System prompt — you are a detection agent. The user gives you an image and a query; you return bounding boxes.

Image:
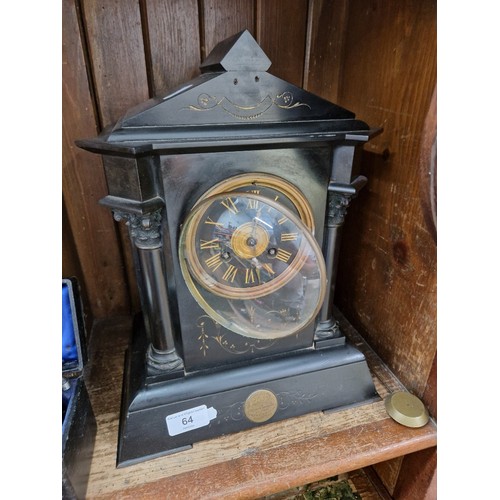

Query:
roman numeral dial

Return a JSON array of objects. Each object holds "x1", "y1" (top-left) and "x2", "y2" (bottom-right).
[
  {"x1": 179, "y1": 180, "x2": 327, "y2": 340},
  {"x1": 182, "y1": 191, "x2": 318, "y2": 300}
]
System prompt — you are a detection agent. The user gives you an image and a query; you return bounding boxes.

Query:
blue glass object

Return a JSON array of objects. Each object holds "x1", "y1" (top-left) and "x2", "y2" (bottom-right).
[{"x1": 62, "y1": 282, "x2": 78, "y2": 362}]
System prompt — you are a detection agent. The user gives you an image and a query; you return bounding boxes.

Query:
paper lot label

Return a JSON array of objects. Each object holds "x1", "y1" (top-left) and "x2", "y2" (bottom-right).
[{"x1": 166, "y1": 405, "x2": 217, "y2": 436}]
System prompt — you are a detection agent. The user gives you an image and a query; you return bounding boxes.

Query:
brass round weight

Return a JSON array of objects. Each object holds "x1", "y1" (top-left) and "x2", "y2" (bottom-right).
[
  {"x1": 244, "y1": 389, "x2": 278, "y2": 423},
  {"x1": 384, "y1": 391, "x2": 429, "y2": 428}
]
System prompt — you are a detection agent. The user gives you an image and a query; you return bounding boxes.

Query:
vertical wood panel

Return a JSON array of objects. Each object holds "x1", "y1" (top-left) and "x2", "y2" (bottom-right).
[
  {"x1": 331, "y1": 1, "x2": 437, "y2": 493},
  {"x1": 62, "y1": 196, "x2": 83, "y2": 282},
  {"x1": 256, "y1": 0, "x2": 308, "y2": 86},
  {"x1": 201, "y1": 0, "x2": 255, "y2": 59},
  {"x1": 303, "y1": 0, "x2": 348, "y2": 102},
  {"x1": 392, "y1": 353, "x2": 436, "y2": 498},
  {"x1": 371, "y1": 457, "x2": 402, "y2": 496},
  {"x1": 144, "y1": 0, "x2": 201, "y2": 94},
  {"x1": 81, "y1": 0, "x2": 150, "y2": 127},
  {"x1": 81, "y1": 0, "x2": 153, "y2": 312},
  {"x1": 63, "y1": 195, "x2": 93, "y2": 337},
  {"x1": 62, "y1": 0, "x2": 130, "y2": 319},
  {"x1": 423, "y1": 352, "x2": 437, "y2": 420},
  {"x1": 335, "y1": 0, "x2": 437, "y2": 396},
  {"x1": 393, "y1": 447, "x2": 437, "y2": 499}
]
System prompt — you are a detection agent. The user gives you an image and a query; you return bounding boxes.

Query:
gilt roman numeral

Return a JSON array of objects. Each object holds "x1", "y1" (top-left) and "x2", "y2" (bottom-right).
[
  {"x1": 205, "y1": 253, "x2": 223, "y2": 271},
  {"x1": 245, "y1": 268, "x2": 256, "y2": 284},
  {"x1": 261, "y1": 263, "x2": 275, "y2": 275},
  {"x1": 200, "y1": 238, "x2": 220, "y2": 249},
  {"x1": 280, "y1": 232, "x2": 298, "y2": 242},
  {"x1": 266, "y1": 196, "x2": 280, "y2": 213},
  {"x1": 275, "y1": 248, "x2": 292, "y2": 263},
  {"x1": 222, "y1": 264, "x2": 238, "y2": 282},
  {"x1": 221, "y1": 197, "x2": 239, "y2": 214},
  {"x1": 246, "y1": 197, "x2": 261, "y2": 210},
  {"x1": 204, "y1": 217, "x2": 223, "y2": 226}
]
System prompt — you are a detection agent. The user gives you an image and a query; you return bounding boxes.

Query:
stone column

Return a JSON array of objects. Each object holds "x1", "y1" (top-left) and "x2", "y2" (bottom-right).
[
  {"x1": 316, "y1": 177, "x2": 366, "y2": 340},
  {"x1": 114, "y1": 209, "x2": 184, "y2": 372}
]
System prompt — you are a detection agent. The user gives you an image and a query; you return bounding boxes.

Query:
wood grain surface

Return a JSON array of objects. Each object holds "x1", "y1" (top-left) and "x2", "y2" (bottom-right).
[
  {"x1": 330, "y1": 2, "x2": 437, "y2": 492},
  {"x1": 62, "y1": 0, "x2": 130, "y2": 319},
  {"x1": 81, "y1": 0, "x2": 150, "y2": 127},
  {"x1": 256, "y1": 0, "x2": 309, "y2": 87},
  {"x1": 303, "y1": 0, "x2": 348, "y2": 102},
  {"x1": 393, "y1": 446, "x2": 437, "y2": 500},
  {"x1": 201, "y1": 0, "x2": 256, "y2": 59},
  {"x1": 144, "y1": 0, "x2": 201, "y2": 95},
  {"x1": 334, "y1": 0, "x2": 437, "y2": 398},
  {"x1": 81, "y1": 0, "x2": 154, "y2": 313},
  {"x1": 83, "y1": 310, "x2": 436, "y2": 499}
]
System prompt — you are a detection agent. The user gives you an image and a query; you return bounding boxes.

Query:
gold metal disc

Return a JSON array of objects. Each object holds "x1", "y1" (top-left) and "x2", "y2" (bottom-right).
[
  {"x1": 384, "y1": 391, "x2": 429, "y2": 428},
  {"x1": 231, "y1": 222, "x2": 269, "y2": 259},
  {"x1": 244, "y1": 389, "x2": 278, "y2": 423}
]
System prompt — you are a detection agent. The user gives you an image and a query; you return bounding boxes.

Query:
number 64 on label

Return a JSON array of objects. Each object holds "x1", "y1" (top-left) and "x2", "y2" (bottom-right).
[{"x1": 166, "y1": 405, "x2": 218, "y2": 436}]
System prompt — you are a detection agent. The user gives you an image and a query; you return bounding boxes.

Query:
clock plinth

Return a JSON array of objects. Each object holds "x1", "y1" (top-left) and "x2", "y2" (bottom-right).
[
  {"x1": 77, "y1": 30, "x2": 382, "y2": 466},
  {"x1": 117, "y1": 318, "x2": 377, "y2": 467}
]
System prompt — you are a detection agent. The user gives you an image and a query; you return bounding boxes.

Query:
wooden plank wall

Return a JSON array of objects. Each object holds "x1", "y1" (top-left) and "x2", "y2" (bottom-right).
[{"x1": 62, "y1": 0, "x2": 436, "y2": 495}]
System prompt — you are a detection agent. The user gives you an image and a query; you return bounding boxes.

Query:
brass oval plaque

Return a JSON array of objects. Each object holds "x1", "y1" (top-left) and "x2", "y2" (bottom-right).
[{"x1": 244, "y1": 389, "x2": 278, "y2": 423}]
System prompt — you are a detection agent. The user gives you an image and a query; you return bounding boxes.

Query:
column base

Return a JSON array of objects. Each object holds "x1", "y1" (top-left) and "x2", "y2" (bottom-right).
[
  {"x1": 315, "y1": 318, "x2": 342, "y2": 339},
  {"x1": 146, "y1": 344, "x2": 184, "y2": 372}
]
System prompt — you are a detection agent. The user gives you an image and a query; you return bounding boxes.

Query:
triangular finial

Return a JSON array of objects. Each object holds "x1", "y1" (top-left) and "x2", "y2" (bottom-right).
[{"x1": 200, "y1": 30, "x2": 271, "y2": 72}]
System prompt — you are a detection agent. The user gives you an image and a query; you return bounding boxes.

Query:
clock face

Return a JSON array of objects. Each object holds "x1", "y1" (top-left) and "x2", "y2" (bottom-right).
[{"x1": 179, "y1": 189, "x2": 327, "y2": 340}]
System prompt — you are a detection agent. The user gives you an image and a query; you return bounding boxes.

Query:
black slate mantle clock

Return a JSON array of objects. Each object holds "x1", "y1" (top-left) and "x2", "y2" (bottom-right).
[{"x1": 77, "y1": 30, "x2": 381, "y2": 467}]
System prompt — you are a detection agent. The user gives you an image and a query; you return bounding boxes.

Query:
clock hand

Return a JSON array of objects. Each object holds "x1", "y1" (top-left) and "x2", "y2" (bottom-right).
[{"x1": 250, "y1": 215, "x2": 259, "y2": 257}]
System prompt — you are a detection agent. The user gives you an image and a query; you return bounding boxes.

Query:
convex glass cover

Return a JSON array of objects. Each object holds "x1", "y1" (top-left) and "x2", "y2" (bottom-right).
[{"x1": 180, "y1": 191, "x2": 327, "y2": 339}]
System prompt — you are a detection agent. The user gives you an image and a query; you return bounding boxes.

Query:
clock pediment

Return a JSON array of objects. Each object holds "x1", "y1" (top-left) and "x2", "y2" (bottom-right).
[
  {"x1": 77, "y1": 31, "x2": 378, "y2": 153},
  {"x1": 115, "y1": 69, "x2": 355, "y2": 128}
]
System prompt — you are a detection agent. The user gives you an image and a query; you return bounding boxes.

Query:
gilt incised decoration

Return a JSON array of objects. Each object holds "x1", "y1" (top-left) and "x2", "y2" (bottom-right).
[{"x1": 184, "y1": 91, "x2": 311, "y2": 120}]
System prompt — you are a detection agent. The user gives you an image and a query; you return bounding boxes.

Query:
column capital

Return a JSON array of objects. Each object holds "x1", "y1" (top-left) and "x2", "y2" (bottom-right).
[
  {"x1": 326, "y1": 176, "x2": 367, "y2": 227},
  {"x1": 113, "y1": 209, "x2": 163, "y2": 248},
  {"x1": 326, "y1": 191, "x2": 354, "y2": 227}
]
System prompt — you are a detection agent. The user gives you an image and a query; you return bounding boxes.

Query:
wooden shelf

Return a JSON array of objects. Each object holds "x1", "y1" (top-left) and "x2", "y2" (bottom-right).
[{"x1": 83, "y1": 309, "x2": 436, "y2": 499}]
